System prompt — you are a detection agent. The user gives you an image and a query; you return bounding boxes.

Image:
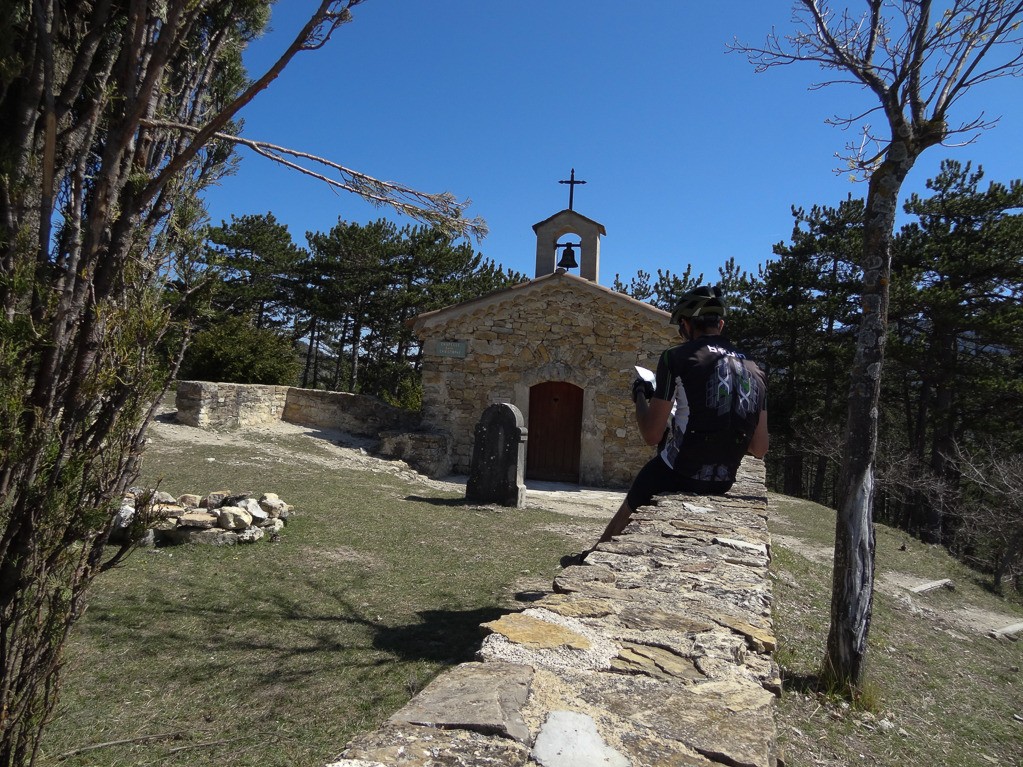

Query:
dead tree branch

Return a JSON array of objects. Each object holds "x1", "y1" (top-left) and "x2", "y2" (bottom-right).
[{"x1": 139, "y1": 119, "x2": 487, "y2": 241}]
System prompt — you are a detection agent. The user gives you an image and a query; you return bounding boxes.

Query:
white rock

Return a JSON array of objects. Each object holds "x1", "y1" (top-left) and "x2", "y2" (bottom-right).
[
  {"x1": 113, "y1": 504, "x2": 135, "y2": 528},
  {"x1": 237, "y1": 527, "x2": 265, "y2": 544},
  {"x1": 249, "y1": 507, "x2": 269, "y2": 524},
  {"x1": 218, "y1": 506, "x2": 253, "y2": 530},
  {"x1": 237, "y1": 497, "x2": 262, "y2": 515},
  {"x1": 258, "y1": 496, "x2": 287, "y2": 517},
  {"x1": 531, "y1": 710, "x2": 629, "y2": 767}
]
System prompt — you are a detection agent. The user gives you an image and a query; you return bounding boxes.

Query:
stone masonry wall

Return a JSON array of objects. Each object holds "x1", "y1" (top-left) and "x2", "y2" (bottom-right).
[
  {"x1": 328, "y1": 459, "x2": 778, "y2": 767},
  {"x1": 283, "y1": 387, "x2": 419, "y2": 437},
  {"x1": 175, "y1": 382, "x2": 418, "y2": 437},
  {"x1": 175, "y1": 381, "x2": 289, "y2": 429},
  {"x1": 416, "y1": 275, "x2": 679, "y2": 487}
]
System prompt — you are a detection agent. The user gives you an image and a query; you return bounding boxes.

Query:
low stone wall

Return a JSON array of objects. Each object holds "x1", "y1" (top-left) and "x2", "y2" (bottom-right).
[
  {"x1": 175, "y1": 381, "x2": 289, "y2": 429},
  {"x1": 377, "y1": 430, "x2": 453, "y2": 480},
  {"x1": 283, "y1": 387, "x2": 419, "y2": 437},
  {"x1": 328, "y1": 460, "x2": 779, "y2": 767},
  {"x1": 175, "y1": 382, "x2": 419, "y2": 437}
]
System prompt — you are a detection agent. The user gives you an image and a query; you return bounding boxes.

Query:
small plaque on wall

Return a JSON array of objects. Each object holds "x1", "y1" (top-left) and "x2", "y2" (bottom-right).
[{"x1": 435, "y1": 340, "x2": 468, "y2": 358}]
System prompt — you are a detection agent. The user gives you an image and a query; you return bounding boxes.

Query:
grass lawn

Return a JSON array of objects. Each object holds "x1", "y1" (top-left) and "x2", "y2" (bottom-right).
[
  {"x1": 43, "y1": 430, "x2": 589, "y2": 767},
  {"x1": 769, "y1": 494, "x2": 1023, "y2": 767},
  {"x1": 39, "y1": 424, "x2": 1023, "y2": 767}
]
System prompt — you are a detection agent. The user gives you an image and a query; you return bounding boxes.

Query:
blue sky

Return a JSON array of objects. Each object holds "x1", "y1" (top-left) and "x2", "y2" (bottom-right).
[{"x1": 202, "y1": 2, "x2": 1023, "y2": 287}]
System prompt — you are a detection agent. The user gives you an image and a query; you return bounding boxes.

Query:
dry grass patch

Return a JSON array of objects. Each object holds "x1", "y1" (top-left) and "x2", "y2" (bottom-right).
[
  {"x1": 42, "y1": 426, "x2": 578, "y2": 767},
  {"x1": 769, "y1": 493, "x2": 1023, "y2": 767}
]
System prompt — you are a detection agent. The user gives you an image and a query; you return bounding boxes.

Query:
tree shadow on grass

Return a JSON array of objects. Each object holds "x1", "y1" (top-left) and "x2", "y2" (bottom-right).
[
  {"x1": 403, "y1": 495, "x2": 511, "y2": 513},
  {"x1": 779, "y1": 668, "x2": 824, "y2": 695},
  {"x1": 268, "y1": 590, "x2": 511, "y2": 670},
  {"x1": 252, "y1": 583, "x2": 511, "y2": 667},
  {"x1": 371, "y1": 606, "x2": 508, "y2": 665},
  {"x1": 80, "y1": 560, "x2": 534, "y2": 718}
]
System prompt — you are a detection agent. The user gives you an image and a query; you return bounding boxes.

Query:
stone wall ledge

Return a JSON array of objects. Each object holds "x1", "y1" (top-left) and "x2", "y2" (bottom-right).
[{"x1": 328, "y1": 459, "x2": 779, "y2": 767}]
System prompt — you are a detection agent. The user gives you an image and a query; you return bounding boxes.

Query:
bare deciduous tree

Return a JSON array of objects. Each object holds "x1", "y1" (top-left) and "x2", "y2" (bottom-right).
[
  {"x1": 949, "y1": 443, "x2": 1023, "y2": 590},
  {"x1": 734, "y1": 0, "x2": 1023, "y2": 692},
  {"x1": 0, "y1": 3, "x2": 481, "y2": 765}
]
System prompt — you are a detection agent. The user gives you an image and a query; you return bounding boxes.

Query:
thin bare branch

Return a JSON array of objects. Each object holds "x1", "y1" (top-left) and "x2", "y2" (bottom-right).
[
  {"x1": 56, "y1": 732, "x2": 188, "y2": 761},
  {"x1": 139, "y1": 119, "x2": 487, "y2": 241},
  {"x1": 940, "y1": 0, "x2": 1023, "y2": 111},
  {"x1": 731, "y1": 0, "x2": 1023, "y2": 171},
  {"x1": 139, "y1": 1, "x2": 360, "y2": 208}
]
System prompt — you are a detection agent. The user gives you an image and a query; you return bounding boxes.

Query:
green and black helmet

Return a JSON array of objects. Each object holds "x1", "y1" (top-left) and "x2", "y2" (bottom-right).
[{"x1": 669, "y1": 285, "x2": 727, "y2": 325}]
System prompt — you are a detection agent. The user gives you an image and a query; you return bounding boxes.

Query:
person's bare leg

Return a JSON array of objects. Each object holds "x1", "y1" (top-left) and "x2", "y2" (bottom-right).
[{"x1": 597, "y1": 500, "x2": 635, "y2": 544}]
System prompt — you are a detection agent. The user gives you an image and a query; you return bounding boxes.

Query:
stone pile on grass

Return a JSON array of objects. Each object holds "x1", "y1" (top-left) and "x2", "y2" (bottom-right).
[{"x1": 115, "y1": 490, "x2": 293, "y2": 546}]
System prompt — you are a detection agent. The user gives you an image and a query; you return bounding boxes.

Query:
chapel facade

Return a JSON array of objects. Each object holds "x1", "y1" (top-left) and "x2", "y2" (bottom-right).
[{"x1": 411, "y1": 207, "x2": 679, "y2": 487}]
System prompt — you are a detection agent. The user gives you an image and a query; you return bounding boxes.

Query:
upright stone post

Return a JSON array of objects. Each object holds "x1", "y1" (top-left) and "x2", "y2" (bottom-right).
[{"x1": 465, "y1": 403, "x2": 528, "y2": 508}]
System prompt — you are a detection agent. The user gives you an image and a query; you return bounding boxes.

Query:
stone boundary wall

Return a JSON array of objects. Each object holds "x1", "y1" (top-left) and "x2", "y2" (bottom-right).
[
  {"x1": 329, "y1": 460, "x2": 779, "y2": 767},
  {"x1": 175, "y1": 381, "x2": 420, "y2": 437},
  {"x1": 282, "y1": 386, "x2": 420, "y2": 436},
  {"x1": 175, "y1": 381, "x2": 290, "y2": 429}
]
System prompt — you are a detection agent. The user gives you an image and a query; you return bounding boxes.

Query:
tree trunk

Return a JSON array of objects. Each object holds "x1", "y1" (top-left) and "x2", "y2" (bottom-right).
[
  {"x1": 811, "y1": 454, "x2": 830, "y2": 504},
  {"x1": 302, "y1": 317, "x2": 318, "y2": 388},
  {"x1": 348, "y1": 320, "x2": 362, "y2": 392},
  {"x1": 925, "y1": 335, "x2": 957, "y2": 543},
  {"x1": 784, "y1": 450, "x2": 805, "y2": 496},
  {"x1": 824, "y1": 150, "x2": 914, "y2": 690}
]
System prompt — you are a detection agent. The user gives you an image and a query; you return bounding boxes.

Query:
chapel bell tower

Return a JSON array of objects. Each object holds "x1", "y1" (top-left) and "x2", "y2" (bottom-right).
[{"x1": 532, "y1": 169, "x2": 605, "y2": 283}]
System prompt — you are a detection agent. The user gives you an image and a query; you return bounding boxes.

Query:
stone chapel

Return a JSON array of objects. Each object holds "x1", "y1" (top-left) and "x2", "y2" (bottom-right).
[{"x1": 411, "y1": 205, "x2": 680, "y2": 487}]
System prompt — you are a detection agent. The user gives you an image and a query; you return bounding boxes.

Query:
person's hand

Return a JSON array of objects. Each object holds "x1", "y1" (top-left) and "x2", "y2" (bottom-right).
[{"x1": 632, "y1": 378, "x2": 654, "y2": 403}]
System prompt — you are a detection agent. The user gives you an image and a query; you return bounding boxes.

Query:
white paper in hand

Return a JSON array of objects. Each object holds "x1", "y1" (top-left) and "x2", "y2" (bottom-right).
[
  {"x1": 634, "y1": 365, "x2": 655, "y2": 384},
  {"x1": 634, "y1": 365, "x2": 678, "y2": 421}
]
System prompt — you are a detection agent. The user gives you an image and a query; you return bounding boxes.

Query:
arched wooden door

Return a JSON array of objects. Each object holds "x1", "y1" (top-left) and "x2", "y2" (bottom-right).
[{"x1": 526, "y1": 381, "x2": 583, "y2": 482}]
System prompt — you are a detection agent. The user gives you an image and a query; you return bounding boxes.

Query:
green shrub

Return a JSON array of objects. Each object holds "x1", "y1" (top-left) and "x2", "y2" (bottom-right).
[{"x1": 179, "y1": 315, "x2": 300, "y2": 385}]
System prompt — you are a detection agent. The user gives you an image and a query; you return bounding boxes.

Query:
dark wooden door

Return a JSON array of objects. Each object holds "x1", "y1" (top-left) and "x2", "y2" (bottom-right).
[{"x1": 526, "y1": 381, "x2": 583, "y2": 482}]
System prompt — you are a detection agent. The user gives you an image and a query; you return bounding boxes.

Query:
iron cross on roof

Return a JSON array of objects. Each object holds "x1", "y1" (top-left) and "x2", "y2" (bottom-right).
[{"x1": 558, "y1": 168, "x2": 587, "y2": 211}]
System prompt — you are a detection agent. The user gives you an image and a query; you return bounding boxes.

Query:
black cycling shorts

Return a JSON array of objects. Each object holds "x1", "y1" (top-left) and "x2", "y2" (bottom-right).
[{"x1": 625, "y1": 455, "x2": 733, "y2": 511}]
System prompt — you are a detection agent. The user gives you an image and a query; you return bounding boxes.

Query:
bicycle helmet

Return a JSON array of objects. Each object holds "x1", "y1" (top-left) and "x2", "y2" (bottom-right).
[{"x1": 669, "y1": 285, "x2": 727, "y2": 325}]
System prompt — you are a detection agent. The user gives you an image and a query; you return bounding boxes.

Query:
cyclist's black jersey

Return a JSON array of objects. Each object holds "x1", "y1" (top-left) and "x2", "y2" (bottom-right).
[{"x1": 653, "y1": 335, "x2": 767, "y2": 484}]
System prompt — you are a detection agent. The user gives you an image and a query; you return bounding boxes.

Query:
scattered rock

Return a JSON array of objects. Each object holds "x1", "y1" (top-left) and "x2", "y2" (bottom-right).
[
  {"x1": 218, "y1": 506, "x2": 253, "y2": 530},
  {"x1": 177, "y1": 493, "x2": 202, "y2": 508},
  {"x1": 201, "y1": 490, "x2": 231, "y2": 509},
  {"x1": 177, "y1": 512, "x2": 218, "y2": 529},
  {"x1": 111, "y1": 488, "x2": 293, "y2": 546}
]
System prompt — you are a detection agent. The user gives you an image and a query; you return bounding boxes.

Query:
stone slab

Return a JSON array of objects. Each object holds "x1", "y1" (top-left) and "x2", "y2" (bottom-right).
[
  {"x1": 388, "y1": 662, "x2": 532, "y2": 744},
  {"x1": 535, "y1": 594, "x2": 617, "y2": 619},
  {"x1": 339, "y1": 723, "x2": 530, "y2": 766},
  {"x1": 585, "y1": 677, "x2": 777, "y2": 767},
  {"x1": 909, "y1": 578, "x2": 953, "y2": 593},
  {"x1": 482, "y1": 613, "x2": 592, "y2": 650}
]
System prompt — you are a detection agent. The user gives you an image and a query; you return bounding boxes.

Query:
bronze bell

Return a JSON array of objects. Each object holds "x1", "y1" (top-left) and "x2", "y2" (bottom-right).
[{"x1": 557, "y1": 242, "x2": 579, "y2": 269}]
